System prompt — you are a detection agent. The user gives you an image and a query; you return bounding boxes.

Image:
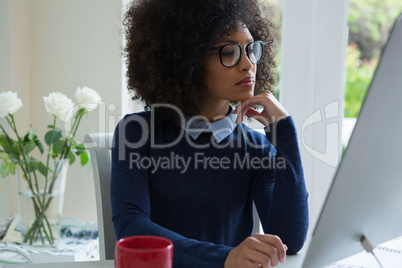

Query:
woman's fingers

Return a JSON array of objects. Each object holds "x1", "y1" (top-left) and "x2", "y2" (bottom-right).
[
  {"x1": 252, "y1": 234, "x2": 287, "y2": 264},
  {"x1": 245, "y1": 246, "x2": 273, "y2": 267},
  {"x1": 233, "y1": 95, "x2": 266, "y2": 124},
  {"x1": 247, "y1": 238, "x2": 279, "y2": 266},
  {"x1": 233, "y1": 91, "x2": 289, "y2": 125},
  {"x1": 244, "y1": 107, "x2": 269, "y2": 125},
  {"x1": 224, "y1": 234, "x2": 288, "y2": 268}
]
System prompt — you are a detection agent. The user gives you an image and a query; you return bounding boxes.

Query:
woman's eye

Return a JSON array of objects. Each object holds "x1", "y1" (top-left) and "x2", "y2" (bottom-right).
[
  {"x1": 222, "y1": 51, "x2": 235, "y2": 57},
  {"x1": 221, "y1": 46, "x2": 237, "y2": 57}
]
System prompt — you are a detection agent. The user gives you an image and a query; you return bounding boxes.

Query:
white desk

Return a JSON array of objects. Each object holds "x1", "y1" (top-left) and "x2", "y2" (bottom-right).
[
  {"x1": 1, "y1": 255, "x2": 305, "y2": 268},
  {"x1": 4, "y1": 237, "x2": 402, "y2": 268},
  {"x1": 1, "y1": 260, "x2": 114, "y2": 268},
  {"x1": 278, "y1": 253, "x2": 305, "y2": 267},
  {"x1": 5, "y1": 252, "x2": 402, "y2": 268}
]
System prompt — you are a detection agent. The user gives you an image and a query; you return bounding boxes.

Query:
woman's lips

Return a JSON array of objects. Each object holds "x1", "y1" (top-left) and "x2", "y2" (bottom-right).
[{"x1": 236, "y1": 77, "x2": 254, "y2": 86}]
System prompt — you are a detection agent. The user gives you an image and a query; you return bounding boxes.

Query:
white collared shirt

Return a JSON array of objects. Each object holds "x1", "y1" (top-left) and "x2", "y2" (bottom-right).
[{"x1": 180, "y1": 107, "x2": 238, "y2": 143}]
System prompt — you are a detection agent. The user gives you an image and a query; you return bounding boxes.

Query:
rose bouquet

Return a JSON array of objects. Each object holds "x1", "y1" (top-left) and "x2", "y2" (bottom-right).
[{"x1": 0, "y1": 87, "x2": 101, "y2": 247}]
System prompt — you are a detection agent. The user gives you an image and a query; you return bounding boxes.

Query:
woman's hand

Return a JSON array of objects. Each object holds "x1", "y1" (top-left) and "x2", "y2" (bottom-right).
[
  {"x1": 224, "y1": 233, "x2": 287, "y2": 268},
  {"x1": 233, "y1": 91, "x2": 289, "y2": 126}
]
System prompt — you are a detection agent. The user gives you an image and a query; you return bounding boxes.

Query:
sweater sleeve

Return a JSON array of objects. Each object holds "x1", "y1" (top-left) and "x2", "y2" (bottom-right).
[
  {"x1": 110, "y1": 114, "x2": 232, "y2": 268},
  {"x1": 252, "y1": 116, "x2": 309, "y2": 254}
]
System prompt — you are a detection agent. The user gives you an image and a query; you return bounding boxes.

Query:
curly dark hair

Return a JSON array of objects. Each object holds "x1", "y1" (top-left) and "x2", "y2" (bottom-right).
[{"x1": 123, "y1": 0, "x2": 277, "y2": 120}]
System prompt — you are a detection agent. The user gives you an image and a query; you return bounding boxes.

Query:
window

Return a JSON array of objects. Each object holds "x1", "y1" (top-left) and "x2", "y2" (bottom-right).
[{"x1": 342, "y1": 0, "x2": 402, "y2": 149}]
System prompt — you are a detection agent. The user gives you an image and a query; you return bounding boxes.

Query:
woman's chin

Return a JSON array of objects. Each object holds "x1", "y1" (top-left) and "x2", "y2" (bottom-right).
[{"x1": 231, "y1": 93, "x2": 254, "y2": 102}]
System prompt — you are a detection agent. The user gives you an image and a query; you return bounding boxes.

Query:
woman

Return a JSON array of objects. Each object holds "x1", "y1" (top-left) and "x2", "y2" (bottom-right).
[{"x1": 111, "y1": 0, "x2": 309, "y2": 267}]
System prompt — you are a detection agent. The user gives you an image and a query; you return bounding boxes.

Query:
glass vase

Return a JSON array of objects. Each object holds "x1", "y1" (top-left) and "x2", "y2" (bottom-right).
[{"x1": 16, "y1": 159, "x2": 69, "y2": 250}]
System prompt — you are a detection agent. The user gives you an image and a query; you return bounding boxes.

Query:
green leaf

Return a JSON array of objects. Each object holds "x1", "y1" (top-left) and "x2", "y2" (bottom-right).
[
  {"x1": 2, "y1": 143, "x2": 20, "y2": 156},
  {"x1": 0, "y1": 134, "x2": 6, "y2": 141},
  {"x1": 80, "y1": 152, "x2": 89, "y2": 166},
  {"x1": 9, "y1": 161, "x2": 15, "y2": 175},
  {"x1": 29, "y1": 160, "x2": 39, "y2": 171},
  {"x1": 1, "y1": 161, "x2": 10, "y2": 178},
  {"x1": 68, "y1": 151, "x2": 76, "y2": 165},
  {"x1": 38, "y1": 162, "x2": 47, "y2": 177},
  {"x1": 23, "y1": 141, "x2": 36, "y2": 154},
  {"x1": 8, "y1": 153, "x2": 19, "y2": 163},
  {"x1": 23, "y1": 133, "x2": 30, "y2": 143},
  {"x1": 70, "y1": 138, "x2": 78, "y2": 147},
  {"x1": 52, "y1": 143, "x2": 63, "y2": 155},
  {"x1": 0, "y1": 151, "x2": 9, "y2": 160},
  {"x1": 44, "y1": 130, "x2": 62, "y2": 145},
  {"x1": 74, "y1": 143, "x2": 86, "y2": 155},
  {"x1": 35, "y1": 139, "x2": 44, "y2": 154},
  {"x1": 28, "y1": 125, "x2": 35, "y2": 140},
  {"x1": 47, "y1": 125, "x2": 56, "y2": 129}
]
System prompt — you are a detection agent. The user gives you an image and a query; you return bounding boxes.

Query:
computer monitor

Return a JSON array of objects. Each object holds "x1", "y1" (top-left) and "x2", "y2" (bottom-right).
[{"x1": 302, "y1": 13, "x2": 402, "y2": 267}]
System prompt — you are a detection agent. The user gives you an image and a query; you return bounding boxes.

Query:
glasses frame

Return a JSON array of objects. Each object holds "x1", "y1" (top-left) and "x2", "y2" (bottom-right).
[{"x1": 210, "y1": 40, "x2": 265, "y2": 68}]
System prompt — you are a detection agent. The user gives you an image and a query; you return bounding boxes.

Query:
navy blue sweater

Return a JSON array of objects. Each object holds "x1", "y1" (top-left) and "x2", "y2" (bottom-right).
[{"x1": 111, "y1": 111, "x2": 309, "y2": 268}]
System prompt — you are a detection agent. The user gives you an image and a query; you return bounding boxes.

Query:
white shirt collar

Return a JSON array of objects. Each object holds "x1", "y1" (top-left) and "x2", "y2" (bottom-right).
[{"x1": 180, "y1": 107, "x2": 238, "y2": 143}]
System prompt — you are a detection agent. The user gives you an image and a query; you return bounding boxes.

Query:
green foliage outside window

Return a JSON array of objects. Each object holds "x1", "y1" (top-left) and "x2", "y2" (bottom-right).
[
  {"x1": 345, "y1": 0, "x2": 402, "y2": 118},
  {"x1": 344, "y1": 44, "x2": 377, "y2": 118},
  {"x1": 261, "y1": 0, "x2": 402, "y2": 116}
]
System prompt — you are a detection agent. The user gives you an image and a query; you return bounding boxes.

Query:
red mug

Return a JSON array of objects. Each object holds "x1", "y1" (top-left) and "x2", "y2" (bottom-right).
[{"x1": 114, "y1": 235, "x2": 174, "y2": 268}]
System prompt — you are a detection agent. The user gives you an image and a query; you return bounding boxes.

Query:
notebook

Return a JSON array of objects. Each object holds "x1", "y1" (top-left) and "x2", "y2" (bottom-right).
[{"x1": 325, "y1": 237, "x2": 402, "y2": 268}]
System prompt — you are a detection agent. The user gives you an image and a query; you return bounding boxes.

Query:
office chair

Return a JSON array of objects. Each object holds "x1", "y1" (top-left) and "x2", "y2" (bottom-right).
[{"x1": 84, "y1": 133, "x2": 115, "y2": 260}]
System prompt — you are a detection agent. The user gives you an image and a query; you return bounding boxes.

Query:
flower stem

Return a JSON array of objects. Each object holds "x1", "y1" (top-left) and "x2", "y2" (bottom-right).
[
  {"x1": 43, "y1": 116, "x2": 57, "y2": 204},
  {"x1": 0, "y1": 123, "x2": 14, "y2": 147},
  {"x1": 5, "y1": 115, "x2": 57, "y2": 246},
  {"x1": 61, "y1": 109, "x2": 85, "y2": 160}
]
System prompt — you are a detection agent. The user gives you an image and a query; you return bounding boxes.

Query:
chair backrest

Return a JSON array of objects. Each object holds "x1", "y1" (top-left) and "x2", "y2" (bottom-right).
[{"x1": 84, "y1": 133, "x2": 115, "y2": 260}]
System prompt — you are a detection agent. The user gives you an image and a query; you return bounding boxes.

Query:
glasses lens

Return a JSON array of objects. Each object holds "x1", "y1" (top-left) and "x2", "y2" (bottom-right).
[
  {"x1": 221, "y1": 44, "x2": 241, "y2": 67},
  {"x1": 247, "y1": 41, "x2": 264, "y2": 64}
]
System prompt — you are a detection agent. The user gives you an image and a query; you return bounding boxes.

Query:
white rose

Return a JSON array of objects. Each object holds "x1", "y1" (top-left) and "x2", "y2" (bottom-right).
[
  {"x1": 75, "y1": 86, "x2": 102, "y2": 111},
  {"x1": 43, "y1": 92, "x2": 75, "y2": 121},
  {"x1": 0, "y1": 91, "x2": 23, "y2": 117}
]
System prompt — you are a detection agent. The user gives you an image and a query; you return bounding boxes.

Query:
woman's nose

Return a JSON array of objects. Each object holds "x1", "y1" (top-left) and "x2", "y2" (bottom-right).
[{"x1": 237, "y1": 48, "x2": 254, "y2": 71}]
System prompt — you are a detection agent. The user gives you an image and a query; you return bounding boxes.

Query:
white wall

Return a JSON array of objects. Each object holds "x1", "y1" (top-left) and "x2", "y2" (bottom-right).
[
  {"x1": 0, "y1": 0, "x2": 13, "y2": 218},
  {"x1": 0, "y1": 0, "x2": 124, "y2": 222},
  {"x1": 280, "y1": 0, "x2": 348, "y2": 227},
  {"x1": 0, "y1": 0, "x2": 32, "y2": 218}
]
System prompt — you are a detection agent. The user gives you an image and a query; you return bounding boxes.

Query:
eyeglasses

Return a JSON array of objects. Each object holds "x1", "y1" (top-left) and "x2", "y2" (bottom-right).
[{"x1": 210, "y1": 41, "x2": 265, "y2": 67}]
